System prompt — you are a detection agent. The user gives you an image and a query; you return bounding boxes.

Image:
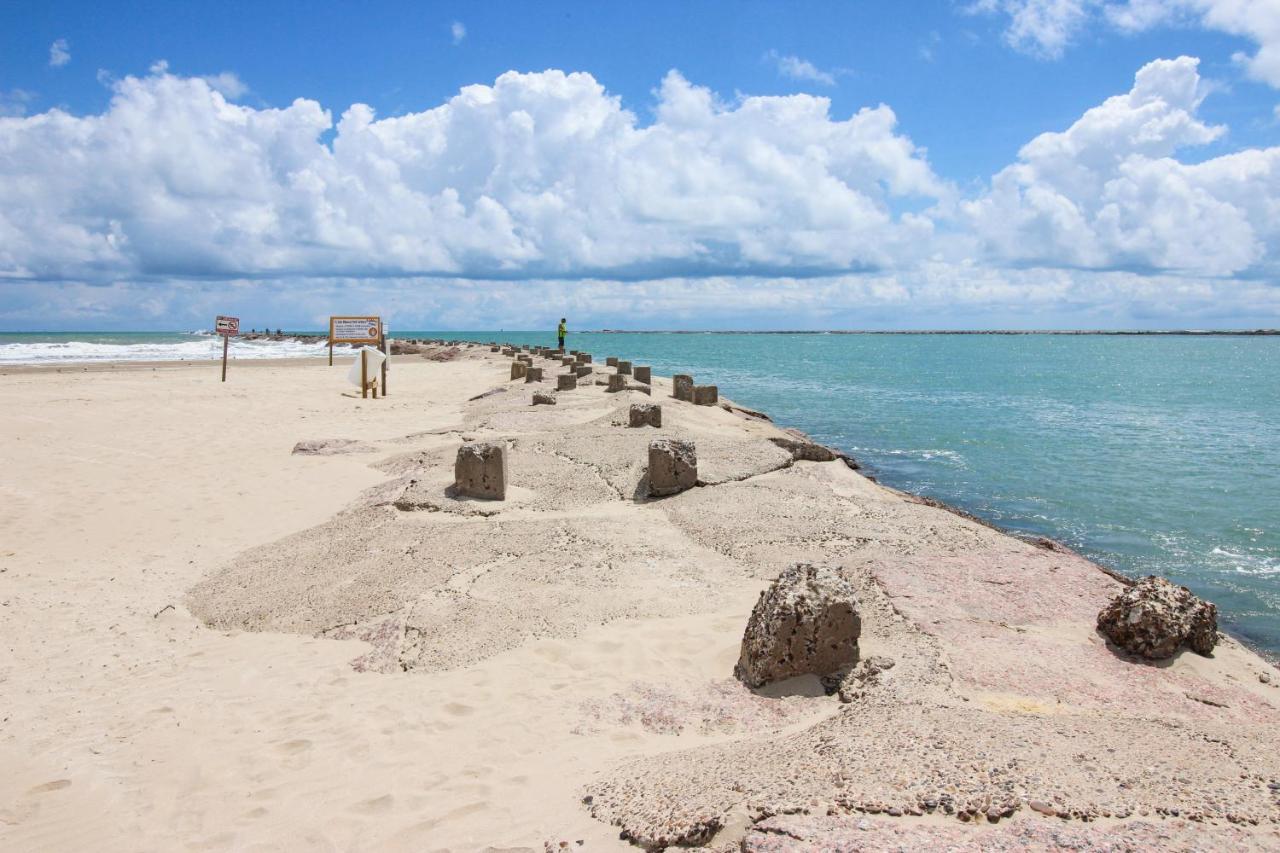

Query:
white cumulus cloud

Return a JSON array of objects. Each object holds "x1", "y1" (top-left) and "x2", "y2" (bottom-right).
[
  {"x1": 0, "y1": 67, "x2": 945, "y2": 284},
  {"x1": 49, "y1": 38, "x2": 71, "y2": 68},
  {"x1": 961, "y1": 56, "x2": 1280, "y2": 276},
  {"x1": 451, "y1": 21, "x2": 466, "y2": 45}
]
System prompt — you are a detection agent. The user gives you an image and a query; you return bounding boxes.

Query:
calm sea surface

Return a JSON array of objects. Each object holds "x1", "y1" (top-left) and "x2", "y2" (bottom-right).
[
  {"x1": 5, "y1": 330, "x2": 1278, "y2": 655},
  {"x1": 429, "y1": 331, "x2": 1280, "y2": 656}
]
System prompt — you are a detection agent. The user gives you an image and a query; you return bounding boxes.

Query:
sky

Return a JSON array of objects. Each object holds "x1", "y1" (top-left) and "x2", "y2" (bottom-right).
[{"x1": 2, "y1": 0, "x2": 1279, "y2": 331}]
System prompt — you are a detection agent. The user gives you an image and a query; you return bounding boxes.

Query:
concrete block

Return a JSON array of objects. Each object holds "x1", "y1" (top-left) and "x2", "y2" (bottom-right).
[
  {"x1": 607, "y1": 373, "x2": 625, "y2": 392},
  {"x1": 617, "y1": 360, "x2": 632, "y2": 375},
  {"x1": 633, "y1": 366, "x2": 651, "y2": 384},
  {"x1": 606, "y1": 357, "x2": 618, "y2": 367},
  {"x1": 524, "y1": 367, "x2": 544, "y2": 383},
  {"x1": 575, "y1": 365, "x2": 593, "y2": 377},
  {"x1": 648, "y1": 439, "x2": 696, "y2": 497},
  {"x1": 518, "y1": 354, "x2": 532, "y2": 364},
  {"x1": 673, "y1": 374, "x2": 694, "y2": 401},
  {"x1": 629, "y1": 403, "x2": 662, "y2": 428},
  {"x1": 454, "y1": 442, "x2": 507, "y2": 500},
  {"x1": 557, "y1": 374, "x2": 577, "y2": 391},
  {"x1": 490, "y1": 345, "x2": 500, "y2": 352},
  {"x1": 693, "y1": 385, "x2": 718, "y2": 406},
  {"x1": 561, "y1": 357, "x2": 575, "y2": 366},
  {"x1": 532, "y1": 391, "x2": 556, "y2": 405},
  {"x1": 511, "y1": 361, "x2": 527, "y2": 380},
  {"x1": 576, "y1": 353, "x2": 592, "y2": 363}
]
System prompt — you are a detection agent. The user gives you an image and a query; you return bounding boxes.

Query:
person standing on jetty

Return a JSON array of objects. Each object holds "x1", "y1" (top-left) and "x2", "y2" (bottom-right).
[{"x1": 557, "y1": 317, "x2": 567, "y2": 350}]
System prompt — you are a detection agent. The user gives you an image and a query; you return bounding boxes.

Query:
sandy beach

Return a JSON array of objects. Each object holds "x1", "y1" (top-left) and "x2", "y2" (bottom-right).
[{"x1": 2, "y1": 344, "x2": 1278, "y2": 851}]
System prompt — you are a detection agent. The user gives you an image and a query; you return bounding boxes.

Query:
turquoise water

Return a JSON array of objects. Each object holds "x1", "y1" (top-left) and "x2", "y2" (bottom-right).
[{"x1": 423, "y1": 331, "x2": 1280, "y2": 656}]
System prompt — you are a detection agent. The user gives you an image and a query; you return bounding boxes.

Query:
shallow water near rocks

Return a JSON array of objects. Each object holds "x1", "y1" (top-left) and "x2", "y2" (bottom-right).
[{"x1": 427, "y1": 331, "x2": 1280, "y2": 656}]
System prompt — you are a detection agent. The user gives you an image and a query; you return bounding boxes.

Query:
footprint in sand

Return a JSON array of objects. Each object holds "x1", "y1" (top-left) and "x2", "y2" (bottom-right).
[
  {"x1": 276, "y1": 739, "x2": 313, "y2": 769},
  {"x1": 442, "y1": 702, "x2": 475, "y2": 717},
  {"x1": 349, "y1": 794, "x2": 394, "y2": 814},
  {"x1": 26, "y1": 779, "x2": 71, "y2": 794}
]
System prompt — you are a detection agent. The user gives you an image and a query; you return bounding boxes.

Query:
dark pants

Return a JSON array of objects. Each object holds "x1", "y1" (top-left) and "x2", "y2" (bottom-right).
[{"x1": 558, "y1": 336, "x2": 564, "y2": 349}]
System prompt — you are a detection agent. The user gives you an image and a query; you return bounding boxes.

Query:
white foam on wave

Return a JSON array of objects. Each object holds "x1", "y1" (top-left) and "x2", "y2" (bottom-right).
[{"x1": 0, "y1": 337, "x2": 350, "y2": 365}]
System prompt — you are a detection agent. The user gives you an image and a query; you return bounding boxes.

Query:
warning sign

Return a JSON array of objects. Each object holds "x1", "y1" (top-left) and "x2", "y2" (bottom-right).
[
  {"x1": 329, "y1": 316, "x2": 382, "y2": 345},
  {"x1": 215, "y1": 315, "x2": 239, "y2": 336}
]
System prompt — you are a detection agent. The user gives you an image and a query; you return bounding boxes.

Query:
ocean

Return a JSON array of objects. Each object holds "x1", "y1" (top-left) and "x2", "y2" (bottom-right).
[{"x1": 4, "y1": 329, "x2": 1277, "y2": 656}]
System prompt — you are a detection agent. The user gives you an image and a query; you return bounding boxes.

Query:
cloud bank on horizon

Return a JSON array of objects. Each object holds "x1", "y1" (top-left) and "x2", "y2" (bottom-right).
[{"x1": 2, "y1": 9, "x2": 1279, "y2": 329}]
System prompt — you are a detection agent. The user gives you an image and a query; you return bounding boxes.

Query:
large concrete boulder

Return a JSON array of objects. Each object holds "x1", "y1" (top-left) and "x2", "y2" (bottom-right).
[
  {"x1": 693, "y1": 385, "x2": 719, "y2": 406},
  {"x1": 510, "y1": 361, "x2": 527, "y2": 380},
  {"x1": 617, "y1": 360, "x2": 633, "y2": 376},
  {"x1": 628, "y1": 403, "x2": 662, "y2": 428},
  {"x1": 453, "y1": 442, "x2": 508, "y2": 500},
  {"x1": 524, "y1": 367, "x2": 544, "y2": 383},
  {"x1": 575, "y1": 364, "x2": 593, "y2": 377},
  {"x1": 607, "y1": 373, "x2": 626, "y2": 393},
  {"x1": 633, "y1": 366, "x2": 651, "y2": 384},
  {"x1": 557, "y1": 374, "x2": 577, "y2": 391},
  {"x1": 673, "y1": 374, "x2": 694, "y2": 401},
  {"x1": 734, "y1": 562, "x2": 861, "y2": 689},
  {"x1": 648, "y1": 438, "x2": 696, "y2": 497},
  {"x1": 1097, "y1": 576, "x2": 1218, "y2": 659},
  {"x1": 532, "y1": 391, "x2": 556, "y2": 406}
]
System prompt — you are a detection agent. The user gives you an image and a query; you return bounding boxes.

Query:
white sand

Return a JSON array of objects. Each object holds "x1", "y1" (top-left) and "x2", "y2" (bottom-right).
[{"x1": 1, "y1": 351, "x2": 1277, "y2": 851}]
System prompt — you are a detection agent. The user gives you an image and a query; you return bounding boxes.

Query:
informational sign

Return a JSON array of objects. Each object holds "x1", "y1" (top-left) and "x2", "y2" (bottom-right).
[
  {"x1": 329, "y1": 316, "x2": 382, "y2": 345},
  {"x1": 215, "y1": 315, "x2": 239, "y2": 382}
]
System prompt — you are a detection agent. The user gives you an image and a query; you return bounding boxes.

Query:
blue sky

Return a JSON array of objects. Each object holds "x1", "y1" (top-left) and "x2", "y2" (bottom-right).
[{"x1": 2, "y1": 1, "x2": 1279, "y2": 330}]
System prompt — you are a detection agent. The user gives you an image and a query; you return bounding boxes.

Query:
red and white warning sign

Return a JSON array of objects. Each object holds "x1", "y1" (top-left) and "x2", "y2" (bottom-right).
[{"x1": 215, "y1": 315, "x2": 240, "y2": 336}]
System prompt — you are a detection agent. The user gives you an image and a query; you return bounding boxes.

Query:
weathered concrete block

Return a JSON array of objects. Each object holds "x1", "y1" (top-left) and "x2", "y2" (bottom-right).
[
  {"x1": 561, "y1": 357, "x2": 575, "y2": 366},
  {"x1": 574, "y1": 364, "x2": 593, "y2": 377},
  {"x1": 633, "y1": 366, "x2": 651, "y2": 384},
  {"x1": 576, "y1": 353, "x2": 592, "y2": 363},
  {"x1": 627, "y1": 383, "x2": 652, "y2": 395},
  {"x1": 518, "y1": 354, "x2": 532, "y2": 364},
  {"x1": 557, "y1": 374, "x2": 577, "y2": 391},
  {"x1": 673, "y1": 374, "x2": 694, "y2": 401},
  {"x1": 693, "y1": 385, "x2": 718, "y2": 406},
  {"x1": 510, "y1": 361, "x2": 527, "y2": 380},
  {"x1": 490, "y1": 345, "x2": 500, "y2": 352},
  {"x1": 532, "y1": 391, "x2": 556, "y2": 405},
  {"x1": 524, "y1": 367, "x2": 544, "y2": 383},
  {"x1": 502, "y1": 348, "x2": 516, "y2": 356},
  {"x1": 629, "y1": 403, "x2": 662, "y2": 428},
  {"x1": 607, "y1": 373, "x2": 625, "y2": 392},
  {"x1": 648, "y1": 438, "x2": 696, "y2": 497},
  {"x1": 734, "y1": 562, "x2": 861, "y2": 689},
  {"x1": 606, "y1": 357, "x2": 618, "y2": 367},
  {"x1": 616, "y1": 360, "x2": 632, "y2": 375},
  {"x1": 454, "y1": 442, "x2": 507, "y2": 500}
]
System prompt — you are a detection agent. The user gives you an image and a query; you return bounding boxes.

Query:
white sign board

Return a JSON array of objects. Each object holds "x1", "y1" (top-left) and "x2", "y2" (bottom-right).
[{"x1": 329, "y1": 316, "x2": 382, "y2": 344}]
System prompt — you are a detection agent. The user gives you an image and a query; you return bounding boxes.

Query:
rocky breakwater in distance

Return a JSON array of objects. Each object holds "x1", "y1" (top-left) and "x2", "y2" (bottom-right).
[{"x1": 188, "y1": 341, "x2": 1280, "y2": 851}]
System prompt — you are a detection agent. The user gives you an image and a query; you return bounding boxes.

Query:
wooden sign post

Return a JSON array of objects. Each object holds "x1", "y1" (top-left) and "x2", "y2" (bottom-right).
[
  {"x1": 215, "y1": 315, "x2": 239, "y2": 382},
  {"x1": 329, "y1": 315, "x2": 383, "y2": 397},
  {"x1": 381, "y1": 323, "x2": 389, "y2": 397}
]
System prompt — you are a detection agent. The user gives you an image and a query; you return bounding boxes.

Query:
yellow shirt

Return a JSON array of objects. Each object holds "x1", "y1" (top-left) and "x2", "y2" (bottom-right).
[{"x1": 558, "y1": 322, "x2": 566, "y2": 336}]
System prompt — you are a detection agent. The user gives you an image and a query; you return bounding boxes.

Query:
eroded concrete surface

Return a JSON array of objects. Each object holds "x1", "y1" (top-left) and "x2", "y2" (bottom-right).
[{"x1": 189, "y1": 344, "x2": 1280, "y2": 851}]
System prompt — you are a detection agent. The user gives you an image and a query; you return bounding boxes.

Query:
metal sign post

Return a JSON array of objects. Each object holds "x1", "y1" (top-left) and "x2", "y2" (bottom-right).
[{"x1": 215, "y1": 315, "x2": 239, "y2": 382}]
